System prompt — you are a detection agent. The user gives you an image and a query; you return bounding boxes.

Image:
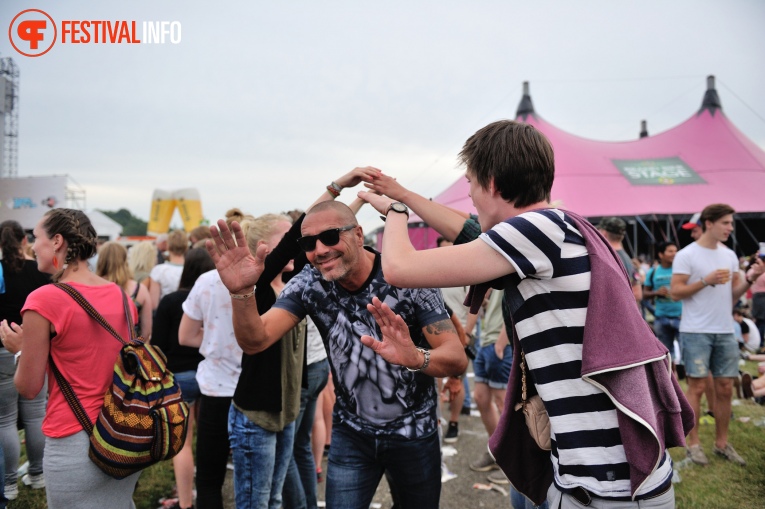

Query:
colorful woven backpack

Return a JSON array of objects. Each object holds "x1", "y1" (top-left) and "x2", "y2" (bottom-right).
[{"x1": 50, "y1": 283, "x2": 190, "y2": 479}]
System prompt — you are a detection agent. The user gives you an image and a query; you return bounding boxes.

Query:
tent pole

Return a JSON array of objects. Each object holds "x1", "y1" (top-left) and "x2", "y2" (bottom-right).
[{"x1": 735, "y1": 218, "x2": 759, "y2": 249}]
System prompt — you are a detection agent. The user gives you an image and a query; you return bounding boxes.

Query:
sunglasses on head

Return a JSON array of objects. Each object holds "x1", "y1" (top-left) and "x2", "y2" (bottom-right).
[{"x1": 297, "y1": 225, "x2": 356, "y2": 252}]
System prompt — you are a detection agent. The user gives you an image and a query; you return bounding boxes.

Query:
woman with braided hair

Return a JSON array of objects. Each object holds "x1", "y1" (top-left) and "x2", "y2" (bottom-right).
[
  {"x1": 0, "y1": 220, "x2": 49, "y2": 500},
  {"x1": 0, "y1": 209, "x2": 142, "y2": 509}
]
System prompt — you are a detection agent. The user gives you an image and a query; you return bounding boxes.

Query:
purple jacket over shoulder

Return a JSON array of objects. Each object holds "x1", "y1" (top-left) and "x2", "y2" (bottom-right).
[{"x1": 478, "y1": 209, "x2": 694, "y2": 506}]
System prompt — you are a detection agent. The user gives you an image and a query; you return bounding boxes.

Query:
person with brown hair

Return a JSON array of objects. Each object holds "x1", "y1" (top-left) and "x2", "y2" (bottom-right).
[
  {"x1": 671, "y1": 203, "x2": 764, "y2": 466},
  {"x1": 149, "y1": 229, "x2": 189, "y2": 309},
  {"x1": 359, "y1": 120, "x2": 693, "y2": 508},
  {"x1": 0, "y1": 221, "x2": 49, "y2": 500},
  {"x1": 0, "y1": 209, "x2": 142, "y2": 508},
  {"x1": 96, "y1": 241, "x2": 153, "y2": 339}
]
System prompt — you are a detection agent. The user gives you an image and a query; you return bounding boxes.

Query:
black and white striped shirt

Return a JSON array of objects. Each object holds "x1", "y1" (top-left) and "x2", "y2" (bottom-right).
[{"x1": 481, "y1": 209, "x2": 671, "y2": 498}]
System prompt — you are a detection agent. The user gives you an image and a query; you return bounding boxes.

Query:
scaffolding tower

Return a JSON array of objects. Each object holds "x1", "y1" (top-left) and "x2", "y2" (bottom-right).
[{"x1": 0, "y1": 56, "x2": 19, "y2": 178}]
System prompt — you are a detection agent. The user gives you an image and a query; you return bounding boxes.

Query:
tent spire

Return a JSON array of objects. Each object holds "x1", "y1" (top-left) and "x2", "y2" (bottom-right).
[
  {"x1": 639, "y1": 120, "x2": 648, "y2": 138},
  {"x1": 516, "y1": 81, "x2": 535, "y2": 121},
  {"x1": 699, "y1": 75, "x2": 722, "y2": 115}
]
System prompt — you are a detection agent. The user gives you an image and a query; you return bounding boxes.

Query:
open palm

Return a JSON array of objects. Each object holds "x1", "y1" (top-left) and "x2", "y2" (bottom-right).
[{"x1": 206, "y1": 219, "x2": 266, "y2": 294}]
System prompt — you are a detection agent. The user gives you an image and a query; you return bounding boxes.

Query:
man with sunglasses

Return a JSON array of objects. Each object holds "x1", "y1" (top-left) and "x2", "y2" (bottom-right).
[{"x1": 208, "y1": 199, "x2": 467, "y2": 509}]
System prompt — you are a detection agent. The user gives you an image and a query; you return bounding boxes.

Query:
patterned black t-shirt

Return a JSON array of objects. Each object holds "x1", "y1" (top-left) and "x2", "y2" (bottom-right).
[{"x1": 273, "y1": 248, "x2": 447, "y2": 439}]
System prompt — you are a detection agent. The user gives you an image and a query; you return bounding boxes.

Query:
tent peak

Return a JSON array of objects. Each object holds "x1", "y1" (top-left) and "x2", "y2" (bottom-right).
[
  {"x1": 639, "y1": 120, "x2": 648, "y2": 139},
  {"x1": 699, "y1": 74, "x2": 722, "y2": 115},
  {"x1": 516, "y1": 81, "x2": 535, "y2": 120}
]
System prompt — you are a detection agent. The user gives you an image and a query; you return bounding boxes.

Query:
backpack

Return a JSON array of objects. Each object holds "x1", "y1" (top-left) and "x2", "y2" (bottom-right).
[{"x1": 50, "y1": 283, "x2": 190, "y2": 479}]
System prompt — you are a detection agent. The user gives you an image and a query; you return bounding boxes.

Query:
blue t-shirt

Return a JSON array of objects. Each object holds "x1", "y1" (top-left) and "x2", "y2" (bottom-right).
[
  {"x1": 273, "y1": 248, "x2": 447, "y2": 439},
  {"x1": 644, "y1": 265, "x2": 682, "y2": 318}
]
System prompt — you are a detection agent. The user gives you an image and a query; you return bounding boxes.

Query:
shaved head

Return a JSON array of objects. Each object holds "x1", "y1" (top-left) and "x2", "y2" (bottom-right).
[{"x1": 306, "y1": 201, "x2": 358, "y2": 226}]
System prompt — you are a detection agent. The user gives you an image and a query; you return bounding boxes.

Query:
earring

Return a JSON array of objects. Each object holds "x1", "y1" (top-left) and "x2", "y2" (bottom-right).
[{"x1": 52, "y1": 256, "x2": 59, "y2": 269}]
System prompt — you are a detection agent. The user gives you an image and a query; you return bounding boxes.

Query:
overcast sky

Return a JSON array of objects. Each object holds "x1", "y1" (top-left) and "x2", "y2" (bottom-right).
[{"x1": 2, "y1": 0, "x2": 764, "y2": 233}]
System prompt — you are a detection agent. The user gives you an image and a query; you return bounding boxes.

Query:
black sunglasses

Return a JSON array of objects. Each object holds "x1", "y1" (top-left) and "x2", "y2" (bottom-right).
[{"x1": 297, "y1": 225, "x2": 356, "y2": 252}]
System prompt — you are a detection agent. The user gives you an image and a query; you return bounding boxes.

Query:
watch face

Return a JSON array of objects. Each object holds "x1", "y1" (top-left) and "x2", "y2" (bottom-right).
[{"x1": 391, "y1": 203, "x2": 407, "y2": 213}]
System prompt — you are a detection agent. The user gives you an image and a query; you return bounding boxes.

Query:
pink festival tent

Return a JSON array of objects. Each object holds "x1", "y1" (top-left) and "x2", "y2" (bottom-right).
[{"x1": 397, "y1": 76, "x2": 765, "y2": 253}]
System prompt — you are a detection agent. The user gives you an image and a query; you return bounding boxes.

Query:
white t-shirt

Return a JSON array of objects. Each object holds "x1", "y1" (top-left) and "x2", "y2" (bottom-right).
[
  {"x1": 440, "y1": 286, "x2": 471, "y2": 332},
  {"x1": 673, "y1": 242, "x2": 739, "y2": 334},
  {"x1": 182, "y1": 270, "x2": 242, "y2": 397},
  {"x1": 150, "y1": 263, "x2": 184, "y2": 301},
  {"x1": 305, "y1": 316, "x2": 328, "y2": 366},
  {"x1": 742, "y1": 317, "x2": 761, "y2": 352}
]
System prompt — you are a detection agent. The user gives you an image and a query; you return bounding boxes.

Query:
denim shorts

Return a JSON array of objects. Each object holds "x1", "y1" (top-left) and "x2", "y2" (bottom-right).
[
  {"x1": 175, "y1": 370, "x2": 201, "y2": 405},
  {"x1": 473, "y1": 343, "x2": 513, "y2": 389},
  {"x1": 680, "y1": 332, "x2": 739, "y2": 378}
]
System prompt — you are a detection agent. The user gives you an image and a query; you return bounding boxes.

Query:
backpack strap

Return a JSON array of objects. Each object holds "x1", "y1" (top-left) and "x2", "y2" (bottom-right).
[
  {"x1": 49, "y1": 357, "x2": 94, "y2": 434},
  {"x1": 54, "y1": 283, "x2": 137, "y2": 346}
]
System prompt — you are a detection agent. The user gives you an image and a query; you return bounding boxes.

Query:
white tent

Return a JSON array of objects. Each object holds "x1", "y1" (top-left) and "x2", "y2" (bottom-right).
[{"x1": 86, "y1": 210, "x2": 123, "y2": 240}]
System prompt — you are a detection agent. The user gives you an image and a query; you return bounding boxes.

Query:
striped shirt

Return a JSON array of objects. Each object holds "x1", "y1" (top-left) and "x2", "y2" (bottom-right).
[{"x1": 481, "y1": 209, "x2": 671, "y2": 498}]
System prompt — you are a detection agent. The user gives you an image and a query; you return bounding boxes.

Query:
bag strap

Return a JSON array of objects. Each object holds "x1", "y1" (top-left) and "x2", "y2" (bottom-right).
[
  {"x1": 48, "y1": 357, "x2": 94, "y2": 434},
  {"x1": 54, "y1": 283, "x2": 136, "y2": 346},
  {"x1": 520, "y1": 351, "x2": 528, "y2": 408}
]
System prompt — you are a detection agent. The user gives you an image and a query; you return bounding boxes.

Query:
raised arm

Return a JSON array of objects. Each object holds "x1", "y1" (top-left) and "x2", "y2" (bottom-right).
[
  {"x1": 359, "y1": 297, "x2": 468, "y2": 377},
  {"x1": 364, "y1": 173, "x2": 468, "y2": 241},
  {"x1": 206, "y1": 218, "x2": 301, "y2": 354},
  {"x1": 733, "y1": 258, "x2": 764, "y2": 304},
  {"x1": 358, "y1": 191, "x2": 513, "y2": 288}
]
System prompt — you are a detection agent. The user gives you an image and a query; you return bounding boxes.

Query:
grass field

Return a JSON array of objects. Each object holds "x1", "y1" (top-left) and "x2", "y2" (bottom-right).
[{"x1": 7, "y1": 361, "x2": 765, "y2": 509}]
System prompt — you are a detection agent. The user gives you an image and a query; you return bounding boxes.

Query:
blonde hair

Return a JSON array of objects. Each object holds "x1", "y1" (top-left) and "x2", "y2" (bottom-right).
[
  {"x1": 167, "y1": 230, "x2": 189, "y2": 256},
  {"x1": 128, "y1": 241, "x2": 157, "y2": 276},
  {"x1": 224, "y1": 208, "x2": 255, "y2": 228},
  {"x1": 96, "y1": 241, "x2": 131, "y2": 289},
  {"x1": 240, "y1": 213, "x2": 292, "y2": 255}
]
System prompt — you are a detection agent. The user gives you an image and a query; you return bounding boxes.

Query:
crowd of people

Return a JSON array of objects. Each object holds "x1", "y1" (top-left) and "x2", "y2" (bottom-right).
[{"x1": 0, "y1": 120, "x2": 763, "y2": 509}]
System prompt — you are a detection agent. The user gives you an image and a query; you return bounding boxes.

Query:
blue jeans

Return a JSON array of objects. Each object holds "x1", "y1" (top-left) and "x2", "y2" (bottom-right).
[
  {"x1": 282, "y1": 359, "x2": 329, "y2": 509},
  {"x1": 0, "y1": 350, "x2": 46, "y2": 486},
  {"x1": 0, "y1": 441, "x2": 6, "y2": 509},
  {"x1": 326, "y1": 422, "x2": 441, "y2": 509},
  {"x1": 653, "y1": 317, "x2": 681, "y2": 362},
  {"x1": 228, "y1": 405, "x2": 295, "y2": 509},
  {"x1": 511, "y1": 485, "x2": 549, "y2": 509},
  {"x1": 174, "y1": 370, "x2": 200, "y2": 406}
]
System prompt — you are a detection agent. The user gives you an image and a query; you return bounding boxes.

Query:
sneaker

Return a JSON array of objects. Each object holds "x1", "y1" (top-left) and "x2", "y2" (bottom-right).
[
  {"x1": 316, "y1": 468, "x2": 324, "y2": 484},
  {"x1": 686, "y1": 444, "x2": 709, "y2": 465},
  {"x1": 469, "y1": 451, "x2": 499, "y2": 472},
  {"x1": 487, "y1": 470, "x2": 509, "y2": 485},
  {"x1": 21, "y1": 472, "x2": 45, "y2": 489},
  {"x1": 443, "y1": 422, "x2": 459, "y2": 444},
  {"x1": 4, "y1": 482, "x2": 18, "y2": 501},
  {"x1": 742, "y1": 372, "x2": 754, "y2": 399},
  {"x1": 713, "y1": 443, "x2": 746, "y2": 466}
]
